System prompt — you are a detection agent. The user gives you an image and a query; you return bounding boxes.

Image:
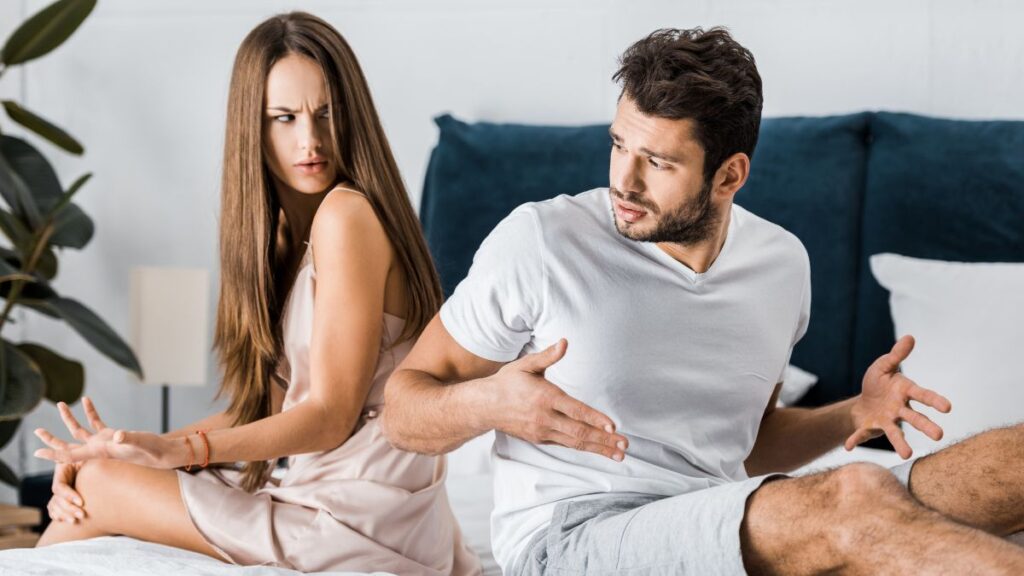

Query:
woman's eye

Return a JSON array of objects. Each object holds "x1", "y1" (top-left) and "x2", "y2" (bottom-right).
[
  {"x1": 274, "y1": 114, "x2": 295, "y2": 123},
  {"x1": 318, "y1": 111, "x2": 331, "y2": 120}
]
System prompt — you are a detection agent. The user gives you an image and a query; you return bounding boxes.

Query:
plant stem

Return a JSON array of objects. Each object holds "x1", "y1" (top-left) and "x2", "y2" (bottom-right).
[{"x1": 0, "y1": 226, "x2": 54, "y2": 328}]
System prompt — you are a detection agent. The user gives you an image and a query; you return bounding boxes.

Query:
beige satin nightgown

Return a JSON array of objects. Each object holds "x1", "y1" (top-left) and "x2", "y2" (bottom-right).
[{"x1": 177, "y1": 240, "x2": 481, "y2": 575}]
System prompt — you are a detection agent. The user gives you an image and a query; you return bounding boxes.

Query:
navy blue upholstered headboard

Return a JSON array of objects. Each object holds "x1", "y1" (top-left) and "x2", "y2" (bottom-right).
[{"x1": 420, "y1": 112, "x2": 1024, "y2": 409}]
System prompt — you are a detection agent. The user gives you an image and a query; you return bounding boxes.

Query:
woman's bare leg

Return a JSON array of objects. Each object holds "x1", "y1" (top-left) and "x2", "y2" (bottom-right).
[{"x1": 36, "y1": 458, "x2": 221, "y2": 560}]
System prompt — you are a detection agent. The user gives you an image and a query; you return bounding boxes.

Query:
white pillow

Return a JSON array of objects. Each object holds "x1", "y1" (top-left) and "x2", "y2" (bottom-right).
[
  {"x1": 870, "y1": 253, "x2": 1024, "y2": 457},
  {"x1": 778, "y1": 364, "x2": 819, "y2": 406}
]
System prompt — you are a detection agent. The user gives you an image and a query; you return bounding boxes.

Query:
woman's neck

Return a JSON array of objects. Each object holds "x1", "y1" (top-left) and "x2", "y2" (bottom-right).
[{"x1": 275, "y1": 181, "x2": 332, "y2": 249}]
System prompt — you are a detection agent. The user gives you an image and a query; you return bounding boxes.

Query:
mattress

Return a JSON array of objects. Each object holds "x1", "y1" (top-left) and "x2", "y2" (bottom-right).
[{"x1": 4, "y1": 446, "x2": 1018, "y2": 576}]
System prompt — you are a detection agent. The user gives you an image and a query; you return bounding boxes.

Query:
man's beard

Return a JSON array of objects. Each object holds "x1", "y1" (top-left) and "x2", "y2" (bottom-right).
[{"x1": 611, "y1": 179, "x2": 719, "y2": 245}]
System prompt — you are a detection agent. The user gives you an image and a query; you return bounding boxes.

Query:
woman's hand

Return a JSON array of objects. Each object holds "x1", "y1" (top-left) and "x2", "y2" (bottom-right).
[
  {"x1": 47, "y1": 462, "x2": 84, "y2": 524},
  {"x1": 32, "y1": 397, "x2": 185, "y2": 469}
]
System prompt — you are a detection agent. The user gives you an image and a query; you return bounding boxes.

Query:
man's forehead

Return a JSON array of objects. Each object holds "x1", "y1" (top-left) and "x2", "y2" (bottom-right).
[{"x1": 612, "y1": 97, "x2": 700, "y2": 153}]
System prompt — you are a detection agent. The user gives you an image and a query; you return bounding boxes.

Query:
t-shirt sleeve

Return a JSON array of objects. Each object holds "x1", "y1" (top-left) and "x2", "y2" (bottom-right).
[
  {"x1": 778, "y1": 254, "x2": 812, "y2": 383},
  {"x1": 439, "y1": 206, "x2": 546, "y2": 363}
]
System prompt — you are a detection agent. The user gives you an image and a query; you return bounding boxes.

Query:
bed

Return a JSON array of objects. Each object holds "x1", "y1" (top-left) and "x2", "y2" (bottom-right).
[{"x1": 0, "y1": 445, "x2": 911, "y2": 576}]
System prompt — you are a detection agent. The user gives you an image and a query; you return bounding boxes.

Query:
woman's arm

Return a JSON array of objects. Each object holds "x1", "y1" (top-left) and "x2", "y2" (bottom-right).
[
  {"x1": 161, "y1": 383, "x2": 286, "y2": 440},
  {"x1": 34, "y1": 191, "x2": 392, "y2": 468},
  {"x1": 181, "y1": 190, "x2": 393, "y2": 464}
]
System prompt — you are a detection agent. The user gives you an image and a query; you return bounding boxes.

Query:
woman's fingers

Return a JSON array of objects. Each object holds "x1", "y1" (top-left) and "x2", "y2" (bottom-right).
[
  {"x1": 82, "y1": 397, "x2": 108, "y2": 431},
  {"x1": 57, "y1": 402, "x2": 92, "y2": 442},
  {"x1": 34, "y1": 428, "x2": 71, "y2": 451},
  {"x1": 51, "y1": 494, "x2": 84, "y2": 521}
]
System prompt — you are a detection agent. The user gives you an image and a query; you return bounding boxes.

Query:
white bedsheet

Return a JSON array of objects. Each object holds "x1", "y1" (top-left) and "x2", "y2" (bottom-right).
[{"x1": 5, "y1": 446, "x2": 1016, "y2": 576}]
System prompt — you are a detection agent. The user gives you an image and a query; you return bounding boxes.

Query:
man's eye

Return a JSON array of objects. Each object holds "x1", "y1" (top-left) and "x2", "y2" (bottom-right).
[
  {"x1": 612, "y1": 142, "x2": 624, "y2": 151},
  {"x1": 648, "y1": 158, "x2": 664, "y2": 170},
  {"x1": 274, "y1": 114, "x2": 295, "y2": 123}
]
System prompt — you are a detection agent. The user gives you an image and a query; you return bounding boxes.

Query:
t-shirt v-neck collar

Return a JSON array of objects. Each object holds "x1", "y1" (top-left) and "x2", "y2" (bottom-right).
[{"x1": 602, "y1": 192, "x2": 738, "y2": 286}]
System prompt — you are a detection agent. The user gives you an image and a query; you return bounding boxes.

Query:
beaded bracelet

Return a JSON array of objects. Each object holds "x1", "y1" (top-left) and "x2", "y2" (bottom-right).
[
  {"x1": 183, "y1": 436, "x2": 196, "y2": 472},
  {"x1": 196, "y1": 429, "x2": 210, "y2": 468}
]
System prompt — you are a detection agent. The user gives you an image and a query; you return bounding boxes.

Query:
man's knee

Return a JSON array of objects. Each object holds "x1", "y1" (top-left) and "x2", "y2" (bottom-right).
[{"x1": 829, "y1": 462, "x2": 908, "y2": 507}]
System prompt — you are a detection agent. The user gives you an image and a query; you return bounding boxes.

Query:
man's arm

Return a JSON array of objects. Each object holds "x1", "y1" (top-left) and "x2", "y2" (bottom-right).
[
  {"x1": 744, "y1": 384, "x2": 858, "y2": 476},
  {"x1": 383, "y1": 315, "x2": 628, "y2": 460},
  {"x1": 746, "y1": 336, "x2": 953, "y2": 476}
]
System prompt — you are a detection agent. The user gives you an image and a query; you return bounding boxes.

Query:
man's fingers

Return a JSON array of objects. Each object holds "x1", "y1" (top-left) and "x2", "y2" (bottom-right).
[
  {"x1": 907, "y1": 383, "x2": 952, "y2": 413},
  {"x1": 844, "y1": 427, "x2": 874, "y2": 451},
  {"x1": 876, "y1": 335, "x2": 915, "y2": 373},
  {"x1": 543, "y1": 431, "x2": 624, "y2": 461},
  {"x1": 551, "y1": 393, "x2": 617, "y2": 434},
  {"x1": 57, "y1": 402, "x2": 91, "y2": 442},
  {"x1": 548, "y1": 414, "x2": 627, "y2": 458},
  {"x1": 82, "y1": 397, "x2": 108, "y2": 431},
  {"x1": 884, "y1": 423, "x2": 913, "y2": 459},
  {"x1": 898, "y1": 406, "x2": 943, "y2": 441},
  {"x1": 516, "y1": 339, "x2": 568, "y2": 374}
]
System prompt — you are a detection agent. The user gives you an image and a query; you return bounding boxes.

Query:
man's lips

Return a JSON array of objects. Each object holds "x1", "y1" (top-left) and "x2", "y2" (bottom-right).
[{"x1": 614, "y1": 199, "x2": 648, "y2": 223}]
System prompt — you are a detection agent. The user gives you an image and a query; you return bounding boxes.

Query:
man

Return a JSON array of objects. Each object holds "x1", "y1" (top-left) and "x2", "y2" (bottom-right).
[{"x1": 384, "y1": 28, "x2": 1024, "y2": 575}]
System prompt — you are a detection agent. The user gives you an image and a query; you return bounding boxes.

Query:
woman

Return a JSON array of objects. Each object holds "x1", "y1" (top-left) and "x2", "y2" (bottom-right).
[{"x1": 32, "y1": 12, "x2": 480, "y2": 575}]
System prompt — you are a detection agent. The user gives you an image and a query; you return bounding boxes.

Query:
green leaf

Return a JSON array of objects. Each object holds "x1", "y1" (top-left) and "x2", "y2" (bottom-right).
[
  {"x1": 49, "y1": 173, "x2": 90, "y2": 217},
  {"x1": 0, "y1": 207, "x2": 31, "y2": 248},
  {"x1": 0, "y1": 139, "x2": 43, "y2": 228},
  {"x1": 0, "y1": 418, "x2": 19, "y2": 450},
  {"x1": 17, "y1": 343, "x2": 83, "y2": 404},
  {"x1": 34, "y1": 297, "x2": 143, "y2": 378},
  {"x1": 0, "y1": 458, "x2": 17, "y2": 487},
  {"x1": 0, "y1": 0, "x2": 97, "y2": 66},
  {"x1": 1, "y1": 101, "x2": 83, "y2": 155},
  {"x1": 36, "y1": 246, "x2": 58, "y2": 279},
  {"x1": 49, "y1": 202, "x2": 93, "y2": 249},
  {"x1": 0, "y1": 340, "x2": 45, "y2": 421}
]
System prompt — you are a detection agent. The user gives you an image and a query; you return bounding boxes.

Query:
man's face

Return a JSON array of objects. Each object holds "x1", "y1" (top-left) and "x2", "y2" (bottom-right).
[{"x1": 608, "y1": 96, "x2": 719, "y2": 245}]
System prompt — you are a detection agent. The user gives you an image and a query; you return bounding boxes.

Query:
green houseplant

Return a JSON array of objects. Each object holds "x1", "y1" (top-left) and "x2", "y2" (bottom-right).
[{"x1": 0, "y1": 0, "x2": 142, "y2": 488}]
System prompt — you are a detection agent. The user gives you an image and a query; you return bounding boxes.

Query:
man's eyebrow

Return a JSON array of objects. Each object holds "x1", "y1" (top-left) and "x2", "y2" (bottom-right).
[
  {"x1": 609, "y1": 128, "x2": 683, "y2": 163},
  {"x1": 639, "y1": 146, "x2": 682, "y2": 164}
]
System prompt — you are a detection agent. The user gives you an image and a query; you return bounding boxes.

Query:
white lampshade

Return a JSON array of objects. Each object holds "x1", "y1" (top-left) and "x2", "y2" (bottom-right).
[{"x1": 130, "y1": 267, "x2": 210, "y2": 386}]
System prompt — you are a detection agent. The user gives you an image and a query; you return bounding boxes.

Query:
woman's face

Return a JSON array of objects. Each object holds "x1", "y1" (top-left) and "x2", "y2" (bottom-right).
[{"x1": 262, "y1": 53, "x2": 339, "y2": 194}]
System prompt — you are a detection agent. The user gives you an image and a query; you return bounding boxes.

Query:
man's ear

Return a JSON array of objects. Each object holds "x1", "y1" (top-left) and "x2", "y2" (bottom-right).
[{"x1": 712, "y1": 152, "x2": 751, "y2": 200}]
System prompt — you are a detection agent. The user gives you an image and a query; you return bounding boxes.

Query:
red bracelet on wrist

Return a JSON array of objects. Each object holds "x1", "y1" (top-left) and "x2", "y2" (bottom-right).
[
  {"x1": 196, "y1": 430, "x2": 210, "y2": 468},
  {"x1": 183, "y1": 436, "x2": 196, "y2": 472}
]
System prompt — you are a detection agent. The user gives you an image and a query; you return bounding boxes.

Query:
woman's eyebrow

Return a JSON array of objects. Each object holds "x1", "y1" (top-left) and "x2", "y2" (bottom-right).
[{"x1": 265, "y1": 104, "x2": 329, "y2": 113}]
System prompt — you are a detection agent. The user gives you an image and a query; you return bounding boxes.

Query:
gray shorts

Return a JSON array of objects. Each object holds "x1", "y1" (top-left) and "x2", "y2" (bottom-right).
[{"x1": 511, "y1": 460, "x2": 917, "y2": 576}]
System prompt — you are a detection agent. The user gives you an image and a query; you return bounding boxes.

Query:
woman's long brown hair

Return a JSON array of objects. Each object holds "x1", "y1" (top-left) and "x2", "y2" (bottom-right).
[{"x1": 214, "y1": 12, "x2": 442, "y2": 491}]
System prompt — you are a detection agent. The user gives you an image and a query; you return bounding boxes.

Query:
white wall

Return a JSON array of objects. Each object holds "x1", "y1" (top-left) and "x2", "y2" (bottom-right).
[{"x1": 2, "y1": 0, "x2": 1022, "y2": 501}]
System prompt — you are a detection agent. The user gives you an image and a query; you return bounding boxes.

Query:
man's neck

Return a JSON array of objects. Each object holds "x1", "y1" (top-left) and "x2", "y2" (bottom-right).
[{"x1": 656, "y1": 204, "x2": 732, "y2": 274}]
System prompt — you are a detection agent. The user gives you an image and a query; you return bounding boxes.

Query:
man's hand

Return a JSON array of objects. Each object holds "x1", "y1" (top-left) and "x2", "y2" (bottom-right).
[
  {"x1": 845, "y1": 335, "x2": 952, "y2": 459},
  {"x1": 486, "y1": 339, "x2": 628, "y2": 461}
]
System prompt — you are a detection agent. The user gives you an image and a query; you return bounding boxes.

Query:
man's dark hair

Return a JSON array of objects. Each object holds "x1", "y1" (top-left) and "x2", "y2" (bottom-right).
[{"x1": 614, "y1": 27, "x2": 763, "y2": 183}]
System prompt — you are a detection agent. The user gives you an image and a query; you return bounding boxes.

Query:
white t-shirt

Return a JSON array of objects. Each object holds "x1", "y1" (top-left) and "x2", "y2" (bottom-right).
[{"x1": 440, "y1": 188, "x2": 811, "y2": 572}]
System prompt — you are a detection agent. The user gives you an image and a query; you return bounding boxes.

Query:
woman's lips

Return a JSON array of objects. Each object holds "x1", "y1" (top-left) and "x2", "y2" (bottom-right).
[
  {"x1": 614, "y1": 199, "x2": 647, "y2": 223},
  {"x1": 295, "y1": 161, "x2": 327, "y2": 175}
]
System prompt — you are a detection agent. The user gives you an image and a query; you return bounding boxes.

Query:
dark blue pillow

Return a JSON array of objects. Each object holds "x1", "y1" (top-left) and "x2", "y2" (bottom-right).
[
  {"x1": 420, "y1": 114, "x2": 610, "y2": 297},
  {"x1": 739, "y1": 113, "x2": 871, "y2": 404},
  {"x1": 852, "y1": 112, "x2": 1024, "y2": 389}
]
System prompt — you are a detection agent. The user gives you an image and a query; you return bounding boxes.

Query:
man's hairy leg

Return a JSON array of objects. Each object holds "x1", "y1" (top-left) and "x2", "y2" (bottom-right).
[
  {"x1": 740, "y1": 462, "x2": 1024, "y2": 575},
  {"x1": 906, "y1": 422, "x2": 1024, "y2": 536}
]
